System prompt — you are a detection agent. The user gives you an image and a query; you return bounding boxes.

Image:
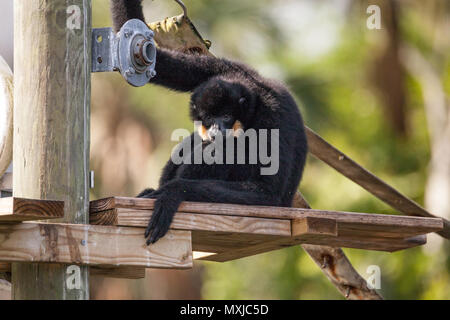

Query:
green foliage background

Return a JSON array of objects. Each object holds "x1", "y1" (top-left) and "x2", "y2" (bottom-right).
[{"x1": 92, "y1": 0, "x2": 450, "y2": 299}]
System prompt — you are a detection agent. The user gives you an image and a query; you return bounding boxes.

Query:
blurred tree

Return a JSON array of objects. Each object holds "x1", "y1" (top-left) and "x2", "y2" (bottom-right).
[
  {"x1": 399, "y1": 1, "x2": 450, "y2": 253},
  {"x1": 367, "y1": 0, "x2": 408, "y2": 137}
]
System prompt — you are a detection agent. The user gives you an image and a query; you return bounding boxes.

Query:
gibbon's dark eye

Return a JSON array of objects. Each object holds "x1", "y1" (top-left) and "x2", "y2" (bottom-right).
[
  {"x1": 238, "y1": 97, "x2": 246, "y2": 105},
  {"x1": 203, "y1": 116, "x2": 213, "y2": 126}
]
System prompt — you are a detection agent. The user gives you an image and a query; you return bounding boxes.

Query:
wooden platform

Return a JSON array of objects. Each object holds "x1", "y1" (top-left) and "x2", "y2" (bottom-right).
[
  {"x1": 0, "y1": 196, "x2": 443, "y2": 278},
  {"x1": 90, "y1": 197, "x2": 444, "y2": 262}
]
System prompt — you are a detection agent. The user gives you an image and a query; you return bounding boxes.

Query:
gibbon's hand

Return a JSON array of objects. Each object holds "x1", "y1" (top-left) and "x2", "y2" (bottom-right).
[
  {"x1": 143, "y1": 183, "x2": 183, "y2": 245},
  {"x1": 136, "y1": 188, "x2": 157, "y2": 198}
]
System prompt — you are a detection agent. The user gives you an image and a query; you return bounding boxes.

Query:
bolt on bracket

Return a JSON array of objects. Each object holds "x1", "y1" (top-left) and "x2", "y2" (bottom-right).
[{"x1": 92, "y1": 19, "x2": 157, "y2": 87}]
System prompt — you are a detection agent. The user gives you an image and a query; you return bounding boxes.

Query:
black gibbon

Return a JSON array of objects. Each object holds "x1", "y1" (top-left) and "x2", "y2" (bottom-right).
[{"x1": 111, "y1": 0, "x2": 308, "y2": 244}]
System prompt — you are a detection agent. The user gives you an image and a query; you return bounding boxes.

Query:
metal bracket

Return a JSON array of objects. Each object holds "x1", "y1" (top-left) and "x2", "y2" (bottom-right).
[{"x1": 92, "y1": 19, "x2": 156, "y2": 87}]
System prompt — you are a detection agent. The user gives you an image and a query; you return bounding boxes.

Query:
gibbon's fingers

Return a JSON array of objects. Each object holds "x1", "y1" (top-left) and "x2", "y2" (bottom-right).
[
  {"x1": 149, "y1": 211, "x2": 173, "y2": 244},
  {"x1": 146, "y1": 225, "x2": 160, "y2": 245},
  {"x1": 148, "y1": 204, "x2": 167, "y2": 243},
  {"x1": 148, "y1": 226, "x2": 162, "y2": 244},
  {"x1": 147, "y1": 210, "x2": 167, "y2": 244},
  {"x1": 139, "y1": 188, "x2": 166, "y2": 199},
  {"x1": 145, "y1": 210, "x2": 161, "y2": 238},
  {"x1": 144, "y1": 222, "x2": 154, "y2": 239},
  {"x1": 137, "y1": 188, "x2": 156, "y2": 198}
]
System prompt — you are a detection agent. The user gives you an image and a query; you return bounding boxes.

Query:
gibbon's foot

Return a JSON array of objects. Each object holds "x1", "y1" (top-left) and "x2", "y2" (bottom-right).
[
  {"x1": 136, "y1": 188, "x2": 156, "y2": 198},
  {"x1": 144, "y1": 186, "x2": 182, "y2": 245}
]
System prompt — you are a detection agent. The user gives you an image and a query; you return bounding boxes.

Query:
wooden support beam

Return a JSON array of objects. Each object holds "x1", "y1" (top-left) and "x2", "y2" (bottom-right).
[
  {"x1": 196, "y1": 235, "x2": 426, "y2": 262},
  {"x1": 0, "y1": 197, "x2": 64, "y2": 222},
  {"x1": 195, "y1": 226, "x2": 426, "y2": 262},
  {"x1": 0, "y1": 222, "x2": 192, "y2": 269},
  {"x1": 13, "y1": 0, "x2": 92, "y2": 299}
]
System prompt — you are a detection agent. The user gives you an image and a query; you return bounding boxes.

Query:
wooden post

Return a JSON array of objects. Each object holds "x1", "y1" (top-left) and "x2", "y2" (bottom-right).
[{"x1": 12, "y1": 0, "x2": 91, "y2": 299}]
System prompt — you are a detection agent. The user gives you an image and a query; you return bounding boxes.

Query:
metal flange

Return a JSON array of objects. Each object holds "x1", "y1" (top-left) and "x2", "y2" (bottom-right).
[{"x1": 92, "y1": 19, "x2": 157, "y2": 87}]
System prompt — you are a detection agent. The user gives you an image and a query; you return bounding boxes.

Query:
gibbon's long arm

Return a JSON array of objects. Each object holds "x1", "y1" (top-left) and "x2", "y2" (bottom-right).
[
  {"x1": 153, "y1": 50, "x2": 237, "y2": 92},
  {"x1": 110, "y1": 0, "x2": 237, "y2": 92},
  {"x1": 110, "y1": 0, "x2": 146, "y2": 33}
]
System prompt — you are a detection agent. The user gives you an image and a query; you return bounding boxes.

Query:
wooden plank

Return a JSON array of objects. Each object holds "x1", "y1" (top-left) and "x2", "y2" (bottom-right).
[
  {"x1": 90, "y1": 198, "x2": 443, "y2": 238},
  {"x1": 0, "y1": 222, "x2": 192, "y2": 269},
  {"x1": 305, "y1": 126, "x2": 450, "y2": 239},
  {"x1": 91, "y1": 208, "x2": 291, "y2": 237},
  {"x1": 0, "y1": 197, "x2": 64, "y2": 222},
  {"x1": 198, "y1": 234, "x2": 426, "y2": 262},
  {"x1": 90, "y1": 197, "x2": 123, "y2": 213},
  {"x1": 0, "y1": 262, "x2": 145, "y2": 280}
]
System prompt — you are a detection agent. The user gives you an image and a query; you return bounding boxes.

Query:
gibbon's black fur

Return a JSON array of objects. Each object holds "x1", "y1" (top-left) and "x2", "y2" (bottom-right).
[{"x1": 111, "y1": 0, "x2": 308, "y2": 244}]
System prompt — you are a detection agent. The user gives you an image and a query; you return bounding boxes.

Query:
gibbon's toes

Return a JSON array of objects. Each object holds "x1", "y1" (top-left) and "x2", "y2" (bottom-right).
[
  {"x1": 146, "y1": 209, "x2": 172, "y2": 244},
  {"x1": 144, "y1": 208, "x2": 160, "y2": 239},
  {"x1": 137, "y1": 188, "x2": 156, "y2": 198},
  {"x1": 144, "y1": 192, "x2": 179, "y2": 245}
]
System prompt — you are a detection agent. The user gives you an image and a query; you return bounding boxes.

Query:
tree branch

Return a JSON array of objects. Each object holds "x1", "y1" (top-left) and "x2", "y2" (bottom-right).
[{"x1": 294, "y1": 193, "x2": 383, "y2": 300}]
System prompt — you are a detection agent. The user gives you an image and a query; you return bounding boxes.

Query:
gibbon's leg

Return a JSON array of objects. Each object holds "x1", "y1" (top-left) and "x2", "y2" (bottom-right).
[{"x1": 143, "y1": 178, "x2": 281, "y2": 244}]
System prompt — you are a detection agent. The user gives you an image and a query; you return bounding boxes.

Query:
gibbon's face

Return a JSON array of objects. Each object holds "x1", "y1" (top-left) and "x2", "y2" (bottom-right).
[{"x1": 190, "y1": 79, "x2": 253, "y2": 142}]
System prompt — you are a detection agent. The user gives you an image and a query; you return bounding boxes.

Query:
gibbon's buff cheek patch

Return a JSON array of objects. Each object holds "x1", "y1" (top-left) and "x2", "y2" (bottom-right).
[
  {"x1": 198, "y1": 124, "x2": 209, "y2": 141},
  {"x1": 232, "y1": 120, "x2": 244, "y2": 137},
  {"x1": 198, "y1": 121, "x2": 243, "y2": 140}
]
